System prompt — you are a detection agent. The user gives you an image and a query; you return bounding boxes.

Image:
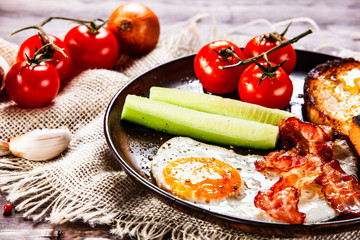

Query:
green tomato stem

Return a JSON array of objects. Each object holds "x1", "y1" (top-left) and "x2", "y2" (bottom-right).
[
  {"x1": 9, "y1": 16, "x2": 107, "y2": 58},
  {"x1": 19, "y1": 43, "x2": 55, "y2": 71},
  {"x1": 39, "y1": 16, "x2": 108, "y2": 34},
  {"x1": 219, "y1": 28, "x2": 313, "y2": 70},
  {"x1": 9, "y1": 21, "x2": 68, "y2": 59},
  {"x1": 279, "y1": 22, "x2": 292, "y2": 38}
]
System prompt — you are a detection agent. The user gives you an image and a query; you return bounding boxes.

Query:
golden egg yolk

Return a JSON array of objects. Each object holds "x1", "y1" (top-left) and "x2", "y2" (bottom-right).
[{"x1": 163, "y1": 157, "x2": 242, "y2": 203}]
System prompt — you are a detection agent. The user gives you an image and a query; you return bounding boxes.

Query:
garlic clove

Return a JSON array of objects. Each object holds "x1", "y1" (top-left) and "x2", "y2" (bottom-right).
[
  {"x1": 0, "y1": 54, "x2": 10, "y2": 92},
  {"x1": 9, "y1": 127, "x2": 72, "y2": 161},
  {"x1": 0, "y1": 140, "x2": 10, "y2": 156}
]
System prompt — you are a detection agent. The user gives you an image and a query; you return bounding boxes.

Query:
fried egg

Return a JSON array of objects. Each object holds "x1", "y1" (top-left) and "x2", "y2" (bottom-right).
[{"x1": 151, "y1": 137, "x2": 357, "y2": 223}]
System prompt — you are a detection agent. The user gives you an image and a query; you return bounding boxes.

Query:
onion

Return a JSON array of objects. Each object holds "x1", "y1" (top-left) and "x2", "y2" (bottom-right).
[{"x1": 108, "y1": 2, "x2": 160, "y2": 57}]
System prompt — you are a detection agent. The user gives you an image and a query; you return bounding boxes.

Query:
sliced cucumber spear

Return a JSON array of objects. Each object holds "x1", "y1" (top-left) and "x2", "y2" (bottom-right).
[
  {"x1": 121, "y1": 94, "x2": 279, "y2": 149},
  {"x1": 149, "y1": 87, "x2": 296, "y2": 126}
]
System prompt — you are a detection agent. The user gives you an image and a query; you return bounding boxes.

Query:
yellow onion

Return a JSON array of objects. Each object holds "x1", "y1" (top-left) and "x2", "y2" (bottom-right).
[{"x1": 108, "y1": 2, "x2": 160, "y2": 57}]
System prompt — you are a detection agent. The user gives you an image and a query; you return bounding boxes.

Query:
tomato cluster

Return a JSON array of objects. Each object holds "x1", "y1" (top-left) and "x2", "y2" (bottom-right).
[
  {"x1": 194, "y1": 32, "x2": 297, "y2": 110},
  {"x1": 16, "y1": 34, "x2": 72, "y2": 82},
  {"x1": 4, "y1": 2, "x2": 160, "y2": 108},
  {"x1": 5, "y1": 21, "x2": 120, "y2": 108}
]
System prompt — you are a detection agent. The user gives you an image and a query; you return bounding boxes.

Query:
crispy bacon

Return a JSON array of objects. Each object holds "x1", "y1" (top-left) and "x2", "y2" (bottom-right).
[
  {"x1": 255, "y1": 117, "x2": 360, "y2": 223},
  {"x1": 278, "y1": 117, "x2": 333, "y2": 161},
  {"x1": 318, "y1": 160, "x2": 360, "y2": 215},
  {"x1": 255, "y1": 154, "x2": 323, "y2": 224},
  {"x1": 256, "y1": 117, "x2": 333, "y2": 173},
  {"x1": 254, "y1": 184, "x2": 305, "y2": 224},
  {"x1": 255, "y1": 149, "x2": 307, "y2": 172}
]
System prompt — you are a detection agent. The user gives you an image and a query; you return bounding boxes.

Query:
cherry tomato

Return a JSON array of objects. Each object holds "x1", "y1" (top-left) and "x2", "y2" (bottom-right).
[
  {"x1": 63, "y1": 25, "x2": 119, "y2": 71},
  {"x1": 16, "y1": 34, "x2": 72, "y2": 82},
  {"x1": 244, "y1": 34, "x2": 296, "y2": 75},
  {"x1": 5, "y1": 61, "x2": 60, "y2": 108},
  {"x1": 238, "y1": 61, "x2": 293, "y2": 109},
  {"x1": 194, "y1": 40, "x2": 246, "y2": 94}
]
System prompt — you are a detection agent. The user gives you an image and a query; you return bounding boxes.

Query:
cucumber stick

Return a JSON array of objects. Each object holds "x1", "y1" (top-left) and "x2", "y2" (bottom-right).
[
  {"x1": 149, "y1": 87, "x2": 295, "y2": 126},
  {"x1": 121, "y1": 95, "x2": 279, "y2": 149}
]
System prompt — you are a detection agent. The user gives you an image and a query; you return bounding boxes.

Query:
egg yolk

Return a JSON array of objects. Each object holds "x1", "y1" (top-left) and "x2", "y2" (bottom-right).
[
  {"x1": 163, "y1": 157, "x2": 242, "y2": 203},
  {"x1": 339, "y1": 68, "x2": 360, "y2": 94}
]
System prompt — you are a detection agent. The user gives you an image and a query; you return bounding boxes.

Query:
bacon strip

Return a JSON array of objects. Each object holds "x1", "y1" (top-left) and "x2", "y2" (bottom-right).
[
  {"x1": 278, "y1": 117, "x2": 333, "y2": 161},
  {"x1": 318, "y1": 160, "x2": 360, "y2": 215},
  {"x1": 255, "y1": 149, "x2": 307, "y2": 172},
  {"x1": 254, "y1": 184, "x2": 305, "y2": 224},
  {"x1": 256, "y1": 117, "x2": 333, "y2": 173},
  {"x1": 255, "y1": 154, "x2": 323, "y2": 224}
]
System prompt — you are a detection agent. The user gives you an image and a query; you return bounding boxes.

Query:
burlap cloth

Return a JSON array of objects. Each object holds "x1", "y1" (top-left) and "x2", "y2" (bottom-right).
[{"x1": 0, "y1": 16, "x2": 360, "y2": 240}]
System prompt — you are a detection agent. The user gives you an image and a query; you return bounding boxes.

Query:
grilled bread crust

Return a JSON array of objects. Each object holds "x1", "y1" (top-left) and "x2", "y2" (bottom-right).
[{"x1": 304, "y1": 58, "x2": 360, "y2": 136}]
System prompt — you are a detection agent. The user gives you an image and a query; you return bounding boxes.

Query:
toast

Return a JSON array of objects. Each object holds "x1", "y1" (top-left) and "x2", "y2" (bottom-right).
[{"x1": 304, "y1": 58, "x2": 360, "y2": 136}]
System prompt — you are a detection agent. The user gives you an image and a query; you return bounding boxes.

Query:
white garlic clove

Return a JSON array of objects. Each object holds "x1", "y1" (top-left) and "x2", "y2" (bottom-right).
[
  {"x1": 0, "y1": 54, "x2": 10, "y2": 92},
  {"x1": 9, "y1": 127, "x2": 72, "y2": 161},
  {"x1": 0, "y1": 140, "x2": 10, "y2": 156}
]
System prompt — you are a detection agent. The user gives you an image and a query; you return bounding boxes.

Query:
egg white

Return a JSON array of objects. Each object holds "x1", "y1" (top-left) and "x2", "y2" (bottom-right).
[{"x1": 151, "y1": 137, "x2": 358, "y2": 223}]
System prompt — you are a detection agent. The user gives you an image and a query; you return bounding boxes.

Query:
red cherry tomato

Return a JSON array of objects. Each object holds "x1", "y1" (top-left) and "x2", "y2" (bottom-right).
[
  {"x1": 16, "y1": 34, "x2": 72, "y2": 82},
  {"x1": 63, "y1": 25, "x2": 119, "y2": 71},
  {"x1": 244, "y1": 34, "x2": 296, "y2": 75},
  {"x1": 194, "y1": 40, "x2": 246, "y2": 94},
  {"x1": 238, "y1": 61, "x2": 293, "y2": 109},
  {"x1": 5, "y1": 61, "x2": 60, "y2": 108}
]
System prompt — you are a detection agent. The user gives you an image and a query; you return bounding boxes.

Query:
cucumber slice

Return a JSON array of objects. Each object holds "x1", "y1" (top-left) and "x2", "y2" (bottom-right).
[
  {"x1": 149, "y1": 87, "x2": 295, "y2": 126},
  {"x1": 121, "y1": 95, "x2": 279, "y2": 149}
]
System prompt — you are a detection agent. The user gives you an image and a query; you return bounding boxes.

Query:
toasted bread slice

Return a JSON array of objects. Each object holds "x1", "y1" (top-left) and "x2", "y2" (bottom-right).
[
  {"x1": 304, "y1": 58, "x2": 360, "y2": 135},
  {"x1": 349, "y1": 116, "x2": 360, "y2": 156}
]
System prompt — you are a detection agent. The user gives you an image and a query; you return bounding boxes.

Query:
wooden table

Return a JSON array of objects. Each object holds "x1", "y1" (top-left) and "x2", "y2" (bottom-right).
[{"x1": 0, "y1": 0, "x2": 359, "y2": 239}]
